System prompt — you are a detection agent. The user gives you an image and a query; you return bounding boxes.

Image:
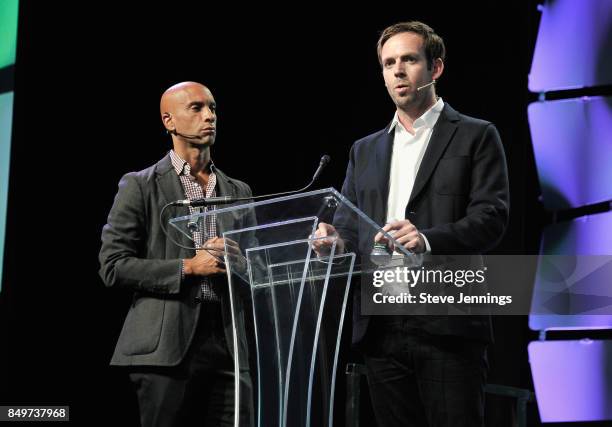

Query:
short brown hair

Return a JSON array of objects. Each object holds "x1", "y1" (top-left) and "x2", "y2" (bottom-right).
[{"x1": 377, "y1": 21, "x2": 446, "y2": 70}]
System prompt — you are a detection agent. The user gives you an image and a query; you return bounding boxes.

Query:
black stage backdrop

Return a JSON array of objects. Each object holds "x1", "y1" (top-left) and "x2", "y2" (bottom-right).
[{"x1": 0, "y1": 2, "x2": 549, "y2": 425}]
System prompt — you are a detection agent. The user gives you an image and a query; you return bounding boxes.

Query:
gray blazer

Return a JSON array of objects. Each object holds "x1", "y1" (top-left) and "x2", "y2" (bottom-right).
[{"x1": 99, "y1": 153, "x2": 254, "y2": 366}]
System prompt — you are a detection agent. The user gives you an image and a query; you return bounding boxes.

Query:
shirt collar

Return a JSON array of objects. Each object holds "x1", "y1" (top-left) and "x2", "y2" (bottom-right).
[
  {"x1": 388, "y1": 97, "x2": 445, "y2": 134},
  {"x1": 170, "y1": 149, "x2": 189, "y2": 176},
  {"x1": 169, "y1": 150, "x2": 215, "y2": 177}
]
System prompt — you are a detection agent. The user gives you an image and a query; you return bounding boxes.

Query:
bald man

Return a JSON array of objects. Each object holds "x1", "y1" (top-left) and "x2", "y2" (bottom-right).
[{"x1": 99, "y1": 82, "x2": 254, "y2": 426}]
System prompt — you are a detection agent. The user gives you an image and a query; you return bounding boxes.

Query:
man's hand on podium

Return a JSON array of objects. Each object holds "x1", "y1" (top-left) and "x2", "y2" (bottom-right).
[
  {"x1": 183, "y1": 236, "x2": 249, "y2": 277},
  {"x1": 374, "y1": 219, "x2": 426, "y2": 254},
  {"x1": 312, "y1": 222, "x2": 345, "y2": 257},
  {"x1": 184, "y1": 237, "x2": 227, "y2": 277},
  {"x1": 223, "y1": 237, "x2": 248, "y2": 276}
]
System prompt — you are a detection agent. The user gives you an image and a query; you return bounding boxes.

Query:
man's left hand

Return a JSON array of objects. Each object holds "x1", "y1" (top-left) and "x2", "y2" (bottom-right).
[{"x1": 374, "y1": 219, "x2": 425, "y2": 254}]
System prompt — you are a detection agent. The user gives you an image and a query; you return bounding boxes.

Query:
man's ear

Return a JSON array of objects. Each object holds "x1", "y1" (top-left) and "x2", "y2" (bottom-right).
[
  {"x1": 432, "y1": 58, "x2": 444, "y2": 81},
  {"x1": 162, "y1": 112, "x2": 174, "y2": 132}
]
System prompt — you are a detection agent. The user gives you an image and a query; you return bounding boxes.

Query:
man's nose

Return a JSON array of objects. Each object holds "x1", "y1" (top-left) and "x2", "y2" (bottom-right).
[
  {"x1": 202, "y1": 107, "x2": 215, "y2": 122},
  {"x1": 393, "y1": 63, "x2": 406, "y2": 77}
]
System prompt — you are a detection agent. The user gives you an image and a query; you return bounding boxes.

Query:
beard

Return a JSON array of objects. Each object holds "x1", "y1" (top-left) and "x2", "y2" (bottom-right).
[{"x1": 389, "y1": 90, "x2": 416, "y2": 109}]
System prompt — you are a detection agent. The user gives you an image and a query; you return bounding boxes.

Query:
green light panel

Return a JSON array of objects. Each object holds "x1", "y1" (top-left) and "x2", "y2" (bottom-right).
[{"x1": 0, "y1": 0, "x2": 19, "y2": 69}]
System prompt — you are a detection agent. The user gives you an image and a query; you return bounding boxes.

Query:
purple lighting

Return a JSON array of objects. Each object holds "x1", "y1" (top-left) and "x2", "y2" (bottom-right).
[
  {"x1": 529, "y1": 0, "x2": 612, "y2": 92},
  {"x1": 529, "y1": 340, "x2": 612, "y2": 422},
  {"x1": 530, "y1": 212, "x2": 612, "y2": 331},
  {"x1": 528, "y1": 97, "x2": 612, "y2": 210}
]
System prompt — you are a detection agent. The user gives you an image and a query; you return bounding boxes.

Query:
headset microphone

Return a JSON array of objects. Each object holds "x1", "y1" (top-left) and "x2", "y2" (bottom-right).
[
  {"x1": 416, "y1": 79, "x2": 436, "y2": 92},
  {"x1": 168, "y1": 128, "x2": 208, "y2": 140}
]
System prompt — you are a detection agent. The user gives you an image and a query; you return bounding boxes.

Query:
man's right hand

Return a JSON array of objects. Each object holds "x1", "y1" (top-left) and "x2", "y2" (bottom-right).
[
  {"x1": 312, "y1": 222, "x2": 345, "y2": 256},
  {"x1": 183, "y1": 237, "x2": 226, "y2": 277}
]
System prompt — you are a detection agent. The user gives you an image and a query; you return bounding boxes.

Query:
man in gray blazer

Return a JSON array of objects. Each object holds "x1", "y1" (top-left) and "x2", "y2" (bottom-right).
[{"x1": 99, "y1": 81, "x2": 253, "y2": 426}]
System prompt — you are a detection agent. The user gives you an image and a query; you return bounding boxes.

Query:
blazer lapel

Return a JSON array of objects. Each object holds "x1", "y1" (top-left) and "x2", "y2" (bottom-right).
[
  {"x1": 212, "y1": 166, "x2": 236, "y2": 236},
  {"x1": 156, "y1": 155, "x2": 185, "y2": 204},
  {"x1": 376, "y1": 124, "x2": 394, "y2": 212},
  {"x1": 407, "y1": 104, "x2": 460, "y2": 208},
  {"x1": 155, "y1": 154, "x2": 192, "y2": 254}
]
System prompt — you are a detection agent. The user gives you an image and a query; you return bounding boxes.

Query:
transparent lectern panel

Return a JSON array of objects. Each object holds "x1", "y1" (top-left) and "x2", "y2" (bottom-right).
[
  {"x1": 168, "y1": 188, "x2": 412, "y2": 266},
  {"x1": 168, "y1": 188, "x2": 390, "y2": 427},
  {"x1": 224, "y1": 232, "x2": 354, "y2": 427}
]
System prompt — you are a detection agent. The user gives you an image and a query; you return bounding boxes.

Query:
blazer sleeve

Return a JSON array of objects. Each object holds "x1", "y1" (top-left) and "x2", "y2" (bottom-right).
[
  {"x1": 421, "y1": 124, "x2": 510, "y2": 254},
  {"x1": 333, "y1": 143, "x2": 360, "y2": 254},
  {"x1": 98, "y1": 173, "x2": 182, "y2": 295}
]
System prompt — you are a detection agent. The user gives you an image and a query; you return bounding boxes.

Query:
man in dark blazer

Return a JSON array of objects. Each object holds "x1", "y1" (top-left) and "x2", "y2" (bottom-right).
[
  {"x1": 99, "y1": 82, "x2": 253, "y2": 426},
  {"x1": 315, "y1": 22, "x2": 509, "y2": 426}
]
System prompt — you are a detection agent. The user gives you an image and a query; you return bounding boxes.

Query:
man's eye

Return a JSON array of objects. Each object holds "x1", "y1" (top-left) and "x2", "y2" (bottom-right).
[{"x1": 191, "y1": 106, "x2": 201, "y2": 111}]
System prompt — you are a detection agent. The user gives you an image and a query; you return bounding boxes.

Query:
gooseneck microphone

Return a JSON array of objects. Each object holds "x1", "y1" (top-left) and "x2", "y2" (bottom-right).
[
  {"x1": 311, "y1": 154, "x2": 331, "y2": 184},
  {"x1": 172, "y1": 195, "x2": 239, "y2": 207},
  {"x1": 171, "y1": 155, "x2": 331, "y2": 207},
  {"x1": 416, "y1": 79, "x2": 436, "y2": 92},
  {"x1": 159, "y1": 155, "x2": 330, "y2": 252}
]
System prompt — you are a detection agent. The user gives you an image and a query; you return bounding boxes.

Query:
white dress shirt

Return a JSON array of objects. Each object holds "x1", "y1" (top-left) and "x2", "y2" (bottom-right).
[{"x1": 385, "y1": 97, "x2": 444, "y2": 252}]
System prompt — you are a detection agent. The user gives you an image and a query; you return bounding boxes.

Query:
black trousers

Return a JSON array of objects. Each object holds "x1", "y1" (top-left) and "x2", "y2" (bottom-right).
[
  {"x1": 129, "y1": 303, "x2": 239, "y2": 427},
  {"x1": 361, "y1": 316, "x2": 487, "y2": 427}
]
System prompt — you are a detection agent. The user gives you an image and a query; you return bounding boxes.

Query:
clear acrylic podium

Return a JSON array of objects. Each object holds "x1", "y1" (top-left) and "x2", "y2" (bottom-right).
[{"x1": 169, "y1": 188, "x2": 410, "y2": 427}]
